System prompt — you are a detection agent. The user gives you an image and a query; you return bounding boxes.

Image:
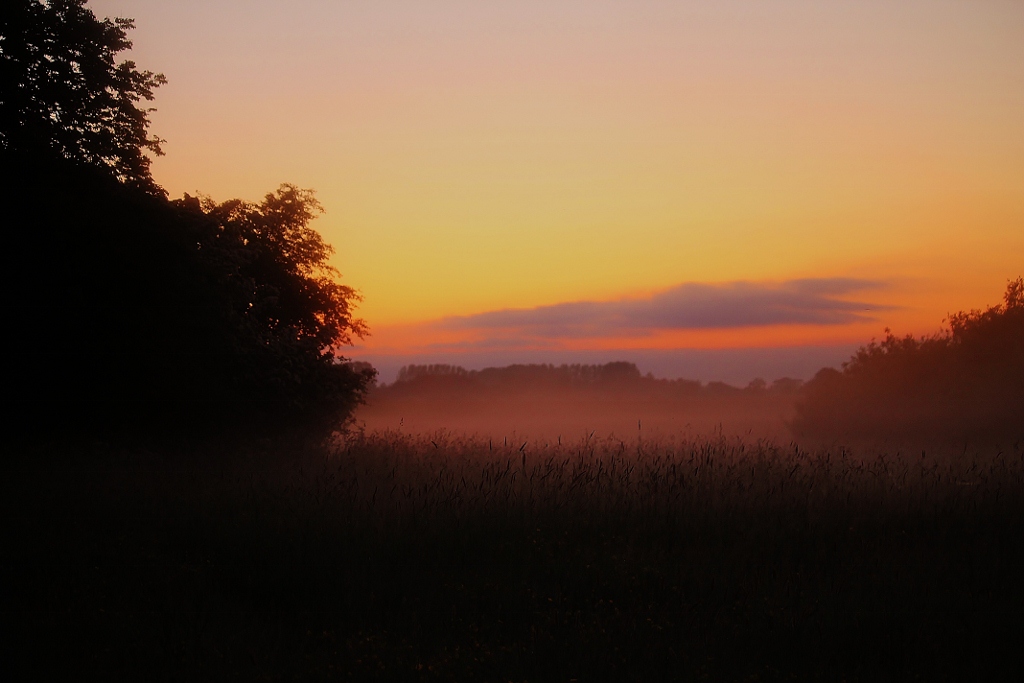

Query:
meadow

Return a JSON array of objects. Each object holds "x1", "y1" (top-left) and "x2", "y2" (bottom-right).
[{"x1": 8, "y1": 430, "x2": 1024, "y2": 681}]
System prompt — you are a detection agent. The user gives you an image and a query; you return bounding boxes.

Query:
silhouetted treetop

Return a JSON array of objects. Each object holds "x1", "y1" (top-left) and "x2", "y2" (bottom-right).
[
  {"x1": 178, "y1": 184, "x2": 368, "y2": 355},
  {"x1": 1, "y1": 0, "x2": 166, "y2": 190},
  {"x1": 10, "y1": 163, "x2": 374, "y2": 438}
]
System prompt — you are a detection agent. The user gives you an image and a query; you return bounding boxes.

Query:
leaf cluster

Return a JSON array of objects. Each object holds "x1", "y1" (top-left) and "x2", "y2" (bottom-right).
[
  {"x1": 0, "y1": 0, "x2": 166, "y2": 191},
  {"x1": 180, "y1": 185, "x2": 367, "y2": 356}
]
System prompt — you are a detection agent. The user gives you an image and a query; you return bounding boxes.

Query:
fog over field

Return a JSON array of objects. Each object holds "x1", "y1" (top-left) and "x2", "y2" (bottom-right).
[{"x1": 354, "y1": 363, "x2": 806, "y2": 441}]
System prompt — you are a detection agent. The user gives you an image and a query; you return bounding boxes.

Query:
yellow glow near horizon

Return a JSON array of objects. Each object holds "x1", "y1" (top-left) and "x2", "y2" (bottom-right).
[{"x1": 91, "y1": 1, "x2": 1023, "y2": 351}]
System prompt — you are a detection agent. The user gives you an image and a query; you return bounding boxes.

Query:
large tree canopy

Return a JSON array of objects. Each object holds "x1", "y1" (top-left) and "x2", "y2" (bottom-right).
[
  {"x1": 1, "y1": 0, "x2": 166, "y2": 190},
  {"x1": 3, "y1": 1, "x2": 372, "y2": 439}
]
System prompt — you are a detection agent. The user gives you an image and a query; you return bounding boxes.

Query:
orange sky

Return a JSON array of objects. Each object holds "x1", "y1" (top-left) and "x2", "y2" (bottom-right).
[{"x1": 91, "y1": 1, "x2": 1023, "y2": 373}]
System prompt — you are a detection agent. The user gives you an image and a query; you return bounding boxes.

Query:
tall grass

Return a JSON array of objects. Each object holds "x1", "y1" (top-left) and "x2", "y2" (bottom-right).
[
  {"x1": 330, "y1": 430, "x2": 1023, "y2": 525},
  {"x1": 8, "y1": 432, "x2": 1024, "y2": 681}
]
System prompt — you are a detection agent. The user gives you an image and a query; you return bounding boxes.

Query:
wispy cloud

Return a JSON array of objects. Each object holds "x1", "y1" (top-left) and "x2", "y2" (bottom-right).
[{"x1": 439, "y1": 278, "x2": 890, "y2": 338}]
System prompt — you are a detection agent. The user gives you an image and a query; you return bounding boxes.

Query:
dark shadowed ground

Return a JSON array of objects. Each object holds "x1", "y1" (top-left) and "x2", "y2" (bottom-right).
[{"x1": 7, "y1": 433, "x2": 1024, "y2": 681}]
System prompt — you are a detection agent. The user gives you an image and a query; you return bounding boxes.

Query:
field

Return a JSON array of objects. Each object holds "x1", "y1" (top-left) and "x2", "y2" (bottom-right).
[{"x1": 7, "y1": 430, "x2": 1024, "y2": 681}]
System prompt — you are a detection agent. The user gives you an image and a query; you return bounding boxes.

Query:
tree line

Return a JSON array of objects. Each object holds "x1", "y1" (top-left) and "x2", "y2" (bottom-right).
[
  {"x1": 386, "y1": 362, "x2": 803, "y2": 398},
  {"x1": 794, "y1": 278, "x2": 1024, "y2": 443}
]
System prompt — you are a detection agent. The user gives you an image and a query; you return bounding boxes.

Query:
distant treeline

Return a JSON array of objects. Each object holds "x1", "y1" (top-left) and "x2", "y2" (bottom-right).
[
  {"x1": 383, "y1": 362, "x2": 803, "y2": 397},
  {"x1": 794, "y1": 278, "x2": 1024, "y2": 443}
]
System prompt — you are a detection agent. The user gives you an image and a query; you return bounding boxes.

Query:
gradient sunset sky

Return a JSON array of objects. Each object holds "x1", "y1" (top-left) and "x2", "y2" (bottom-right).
[{"x1": 91, "y1": 0, "x2": 1023, "y2": 382}]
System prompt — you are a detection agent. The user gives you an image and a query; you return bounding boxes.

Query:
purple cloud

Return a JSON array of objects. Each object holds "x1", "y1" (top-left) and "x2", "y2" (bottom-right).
[{"x1": 439, "y1": 278, "x2": 890, "y2": 338}]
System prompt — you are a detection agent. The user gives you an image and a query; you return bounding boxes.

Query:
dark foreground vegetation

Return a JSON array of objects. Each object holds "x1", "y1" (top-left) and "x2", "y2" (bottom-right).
[{"x1": 8, "y1": 434, "x2": 1024, "y2": 681}]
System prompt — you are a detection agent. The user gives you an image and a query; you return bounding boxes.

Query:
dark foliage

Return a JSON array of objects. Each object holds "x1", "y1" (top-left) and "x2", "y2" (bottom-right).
[
  {"x1": 396, "y1": 361, "x2": 644, "y2": 387},
  {"x1": 0, "y1": 0, "x2": 166, "y2": 191},
  {"x1": 794, "y1": 278, "x2": 1024, "y2": 443},
  {"x1": 5, "y1": 161, "x2": 372, "y2": 438},
  {"x1": 2, "y1": 1, "x2": 372, "y2": 440}
]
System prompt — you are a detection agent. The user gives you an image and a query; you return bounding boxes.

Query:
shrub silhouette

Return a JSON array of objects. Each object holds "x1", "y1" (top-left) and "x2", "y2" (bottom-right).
[
  {"x1": 3, "y1": 1, "x2": 371, "y2": 439},
  {"x1": 794, "y1": 278, "x2": 1024, "y2": 443}
]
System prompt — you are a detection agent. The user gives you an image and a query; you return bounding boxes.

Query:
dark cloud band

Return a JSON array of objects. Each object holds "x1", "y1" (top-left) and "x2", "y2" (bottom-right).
[{"x1": 440, "y1": 278, "x2": 890, "y2": 338}]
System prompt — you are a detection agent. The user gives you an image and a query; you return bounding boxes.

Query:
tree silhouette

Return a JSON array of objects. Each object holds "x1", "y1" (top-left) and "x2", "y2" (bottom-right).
[
  {"x1": 1, "y1": 0, "x2": 166, "y2": 191},
  {"x1": 181, "y1": 185, "x2": 367, "y2": 356},
  {"x1": 3, "y1": 1, "x2": 372, "y2": 440}
]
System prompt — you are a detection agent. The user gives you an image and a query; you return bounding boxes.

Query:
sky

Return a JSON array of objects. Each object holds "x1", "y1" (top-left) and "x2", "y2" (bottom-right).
[{"x1": 90, "y1": 0, "x2": 1024, "y2": 382}]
